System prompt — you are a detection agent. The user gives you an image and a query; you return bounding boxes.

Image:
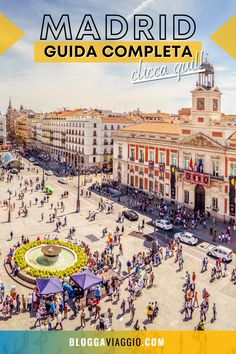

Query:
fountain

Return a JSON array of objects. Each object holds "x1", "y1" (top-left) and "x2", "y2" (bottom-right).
[
  {"x1": 41, "y1": 245, "x2": 61, "y2": 265},
  {"x1": 25, "y1": 244, "x2": 77, "y2": 271}
]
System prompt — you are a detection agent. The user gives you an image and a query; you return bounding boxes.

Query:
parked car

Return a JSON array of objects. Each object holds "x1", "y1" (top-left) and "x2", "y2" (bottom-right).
[
  {"x1": 107, "y1": 187, "x2": 121, "y2": 197},
  {"x1": 174, "y1": 231, "x2": 198, "y2": 245},
  {"x1": 29, "y1": 157, "x2": 35, "y2": 162},
  {"x1": 33, "y1": 161, "x2": 40, "y2": 166},
  {"x1": 154, "y1": 219, "x2": 173, "y2": 230},
  {"x1": 45, "y1": 170, "x2": 53, "y2": 176},
  {"x1": 208, "y1": 245, "x2": 233, "y2": 262},
  {"x1": 58, "y1": 177, "x2": 68, "y2": 184},
  {"x1": 123, "y1": 210, "x2": 139, "y2": 221}
]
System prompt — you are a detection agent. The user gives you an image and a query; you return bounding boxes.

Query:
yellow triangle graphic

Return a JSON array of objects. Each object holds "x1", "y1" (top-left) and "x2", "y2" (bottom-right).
[
  {"x1": 211, "y1": 15, "x2": 236, "y2": 60},
  {"x1": 0, "y1": 12, "x2": 24, "y2": 55}
]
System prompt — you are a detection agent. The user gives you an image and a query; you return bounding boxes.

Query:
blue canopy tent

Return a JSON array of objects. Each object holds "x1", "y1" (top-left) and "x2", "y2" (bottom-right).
[
  {"x1": 70, "y1": 269, "x2": 102, "y2": 290},
  {"x1": 36, "y1": 277, "x2": 63, "y2": 295}
]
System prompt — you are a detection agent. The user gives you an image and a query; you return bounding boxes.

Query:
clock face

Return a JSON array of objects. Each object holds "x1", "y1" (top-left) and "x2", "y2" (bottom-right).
[
  {"x1": 197, "y1": 98, "x2": 205, "y2": 110},
  {"x1": 213, "y1": 99, "x2": 218, "y2": 111}
]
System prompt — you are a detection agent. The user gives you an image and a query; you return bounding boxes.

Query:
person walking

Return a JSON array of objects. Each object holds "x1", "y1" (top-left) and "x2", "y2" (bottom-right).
[
  {"x1": 212, "y1": 303, "x2": 217, "y2": 321},
  {"x1": 107, "y1": 308, "x2": 113, "y2": 327},
  {"x1": 80, "y1": 308, "x2": 86, "y2": 328},
  {"x1": 54, "y1": 311, "x2": 63, "y2": 330},
  {"x1": 10, "y1": 231, "x2": 13, "y2": 241},
  {"x1": 121, "y1": 298, "x2": 126, "y2": 316},
  {"x1": 130, "y1": 303, "x2": 136, "y2": 322}
]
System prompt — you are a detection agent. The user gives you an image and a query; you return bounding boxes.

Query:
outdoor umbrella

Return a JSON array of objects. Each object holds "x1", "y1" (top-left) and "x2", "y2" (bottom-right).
[
  {"x1": 70, "y1": 269, "x2": 102, "y2": 290},
  {"x1": 36, "y1": 277, "x2": 63, "y2": 295}
]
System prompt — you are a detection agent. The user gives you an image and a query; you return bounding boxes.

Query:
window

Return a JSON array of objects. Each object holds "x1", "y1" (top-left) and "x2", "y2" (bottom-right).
[
  {"x1": 93, "y1": 131, "x2": 97, "y2": 136},
  {"x1": 118, "y1": 146, "x2": 122, "y2": 158},
  {"x1": 184, "y1": 156, "x2": 190, "y2": 169},
  {"x1": 212, "y1": 160, "x2": 219, "y2": 177},
  {"x1": 197, "y1": 98, "x2": 205, "y2": 110},
  {"x1": 139, "y1": 178, "x2": 143, "y2": 189},
  {"x1": 139, "y1": 149, "x2": 144, "y2": 162},
  {"x1": 149, "y1": 150, "x2": 154, "y2": 162},
  {"x1": 130, "y1": 148, "x2": 135, "y2": 160},
  {"x1": 93, "y1": 139, "x2": 97, "y2": 145},
  {"x1": 111, "y1": 125, "x2": 114, "y2": 130},
  {"x1": 212, "y1": 197, "x2": 218, "y2": 212},
  {"x1": 130, "y1": 175, "x2": 134, "y2": 186},
  {"x1": 94, "y1": 123, "x2": 97, "y2": 128},
  {"x1": 231, "y1": 163, "x2": 236, "y2": 177},
  {"x1": 160, "y1": 151, "x2": 165, "y2": 164},
  {"x1": 159, "y1": 183, "x2": 164, "y2": 196},
  {"x1": 171, "y1": 154, "x2": 177, "y2": 167},
  {"x1": 213, "y1": 99, "x2": 218, "y2": 112},
  {"x1": 149, "y1": 180, "x2": 153, "y2": 192},
  {"x1": 93, "y1": 148, "x2": 96, "y2": 155},
  {"x1": 184, "y1": 190, "x2": 189, "y2": 204},
  {"x1": 93, "y1": 157, "x2": 96, "y2": 163}
]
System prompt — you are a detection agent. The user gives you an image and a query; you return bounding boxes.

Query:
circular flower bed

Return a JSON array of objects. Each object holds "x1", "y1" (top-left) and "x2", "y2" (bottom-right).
[{"x1": 14, "y1": 240, "x2": 88, "y2": 279}]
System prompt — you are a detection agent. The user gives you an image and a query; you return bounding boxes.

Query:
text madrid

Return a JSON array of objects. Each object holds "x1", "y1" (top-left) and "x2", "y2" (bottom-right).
[
  {"x1": 44, "y1": 45, "x2": 192, "y2": 59},
  {"x1": 40, "y1": 14, "x2": 196, "y2": 41}
]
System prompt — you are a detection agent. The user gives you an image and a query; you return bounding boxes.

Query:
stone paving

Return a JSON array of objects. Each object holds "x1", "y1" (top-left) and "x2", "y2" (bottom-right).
[{"x1": 0, "y1": 159, "x2": 236, "y2": 330}]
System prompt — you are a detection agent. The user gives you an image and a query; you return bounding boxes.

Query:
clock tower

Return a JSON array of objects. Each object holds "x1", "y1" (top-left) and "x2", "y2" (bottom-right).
[{"x1": 191, "y1": 60, "x2": 222, "y2": 126}]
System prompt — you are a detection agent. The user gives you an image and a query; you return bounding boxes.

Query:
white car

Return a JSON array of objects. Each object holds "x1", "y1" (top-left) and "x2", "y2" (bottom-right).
[
  {"x1": 154, "y1": 219, "x2": 173, "y2": 230},
  {"x1": 174, "y1": 231, "x2": 198, "y2": 246},
  {"x1": 208, "y1": 245, "x2": 233, "y2": 262},
  {"x1": 58, "y1": 177, "x2": 68, "y2": 184},
  {"x1": 45, "y1": 170, "x2": 53, "y2": 176},
  {"x1": 29, "y1": 157, "x2": 35, "y2": 162}
]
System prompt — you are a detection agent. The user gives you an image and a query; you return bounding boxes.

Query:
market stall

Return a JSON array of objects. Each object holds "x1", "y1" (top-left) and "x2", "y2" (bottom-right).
[{"x1": 70, "y1": 269, "x2": 102, "y2": 305}]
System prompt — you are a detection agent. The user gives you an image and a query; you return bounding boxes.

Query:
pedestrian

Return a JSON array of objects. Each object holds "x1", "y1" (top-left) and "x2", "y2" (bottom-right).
[
  {"x1": 107, "y1": 308, "x2": 113, "y2": 327},
  {"x1": 54, "y1": 311, "x2": 63, "y2": 330},
  {"x1": 10, "y1": 231, "x2": 13, "y2": 240},
  {"x1": 99, "y1": 314, "x2": 105, "y2": 330},
  {"x1": 121, "y1": 298, "x2": 126, "y2": 315},
  {"x1": 130, "y1": 303, "x2": 136, "y2": 322},
  {"x1": 223, "y1": 263, "x2": 228, "y2": 277},
  {"x1": 212, "y1": 303, "x2": 217, "y2": 321},
  {"x1": 80, "y1": 308, "x2": 86, "y2": 328},
  {"x1": 193, "y1": 291, "x2": 199, "y2": 308}
]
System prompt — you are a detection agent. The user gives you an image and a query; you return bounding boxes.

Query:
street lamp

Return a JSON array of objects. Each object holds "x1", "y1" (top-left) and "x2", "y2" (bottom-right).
[
  {"x1": 41, "y1": 166, "x2": 45, "y2": 188},
  {"x1": 76, "y1": 156, "x2": 81, "y2": 212},
  {"x1": 7, "y1": 189, "x2": 12, "y2": 222}
]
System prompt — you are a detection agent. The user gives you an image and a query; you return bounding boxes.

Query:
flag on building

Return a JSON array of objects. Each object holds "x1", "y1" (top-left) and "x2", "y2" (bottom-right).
[
  {"x1": 189, "y1": 158, "x2": 193, "y2": 170},
  {"x1": 197, "y1": 159, "x2": 203, "y2": 172}
]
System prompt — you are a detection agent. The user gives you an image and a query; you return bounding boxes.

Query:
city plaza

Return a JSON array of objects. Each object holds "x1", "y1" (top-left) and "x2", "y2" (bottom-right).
[
  {"x1": 0, "y1": 157, "x2": 236, "y2": 330},
  {"x1": 0, "y1": 61, "x2": 236, "y2": 330}
]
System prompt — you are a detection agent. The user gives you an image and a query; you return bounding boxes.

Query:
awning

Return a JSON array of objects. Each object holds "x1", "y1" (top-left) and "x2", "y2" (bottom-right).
[
  {"x1": 70, "y1": 269, "x2": 102, "y2": 290},
  {"x1": 36, "y1": 277, "x2": 63, "y2": 295}
]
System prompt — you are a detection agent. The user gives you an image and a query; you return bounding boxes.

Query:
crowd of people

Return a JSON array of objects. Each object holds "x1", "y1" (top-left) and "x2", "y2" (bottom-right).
[{"x1": 0, "y1": 156, "x2": 236, "y2": 333}]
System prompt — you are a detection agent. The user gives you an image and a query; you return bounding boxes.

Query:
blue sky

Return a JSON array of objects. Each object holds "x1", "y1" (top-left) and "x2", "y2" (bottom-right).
[{"x1": 0, "y1": 0, "x2": 236, "y2": 114}]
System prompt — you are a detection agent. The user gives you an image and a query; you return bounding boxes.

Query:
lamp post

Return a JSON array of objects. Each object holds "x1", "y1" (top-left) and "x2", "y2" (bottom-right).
[
  {"x1": 76, "y1": 156, "x2": 81, "y2": 212},
  {"x1": 7, "y1": 189, "x2": 12, "y2": 222},
  {"x1": 41, "y1": 166, "x2": 45, "y2": 188}
]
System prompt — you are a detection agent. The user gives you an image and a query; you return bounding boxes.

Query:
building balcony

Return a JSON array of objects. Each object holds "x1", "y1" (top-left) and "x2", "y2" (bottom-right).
[
  {"x1": 139, "y1": 158, "x2": 144, "y2": 163},
  {"x1": 130, "y1": 157, "x2": 135, "y2": 162},
  {"x1": 177, "y1": 167, "x2": 224, "y2": 181}
]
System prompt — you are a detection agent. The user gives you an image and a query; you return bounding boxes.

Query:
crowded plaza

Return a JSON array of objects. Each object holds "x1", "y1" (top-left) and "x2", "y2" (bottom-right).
[{"x1": 0, "y1": 152, "x2": 236, "y2": 331}]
